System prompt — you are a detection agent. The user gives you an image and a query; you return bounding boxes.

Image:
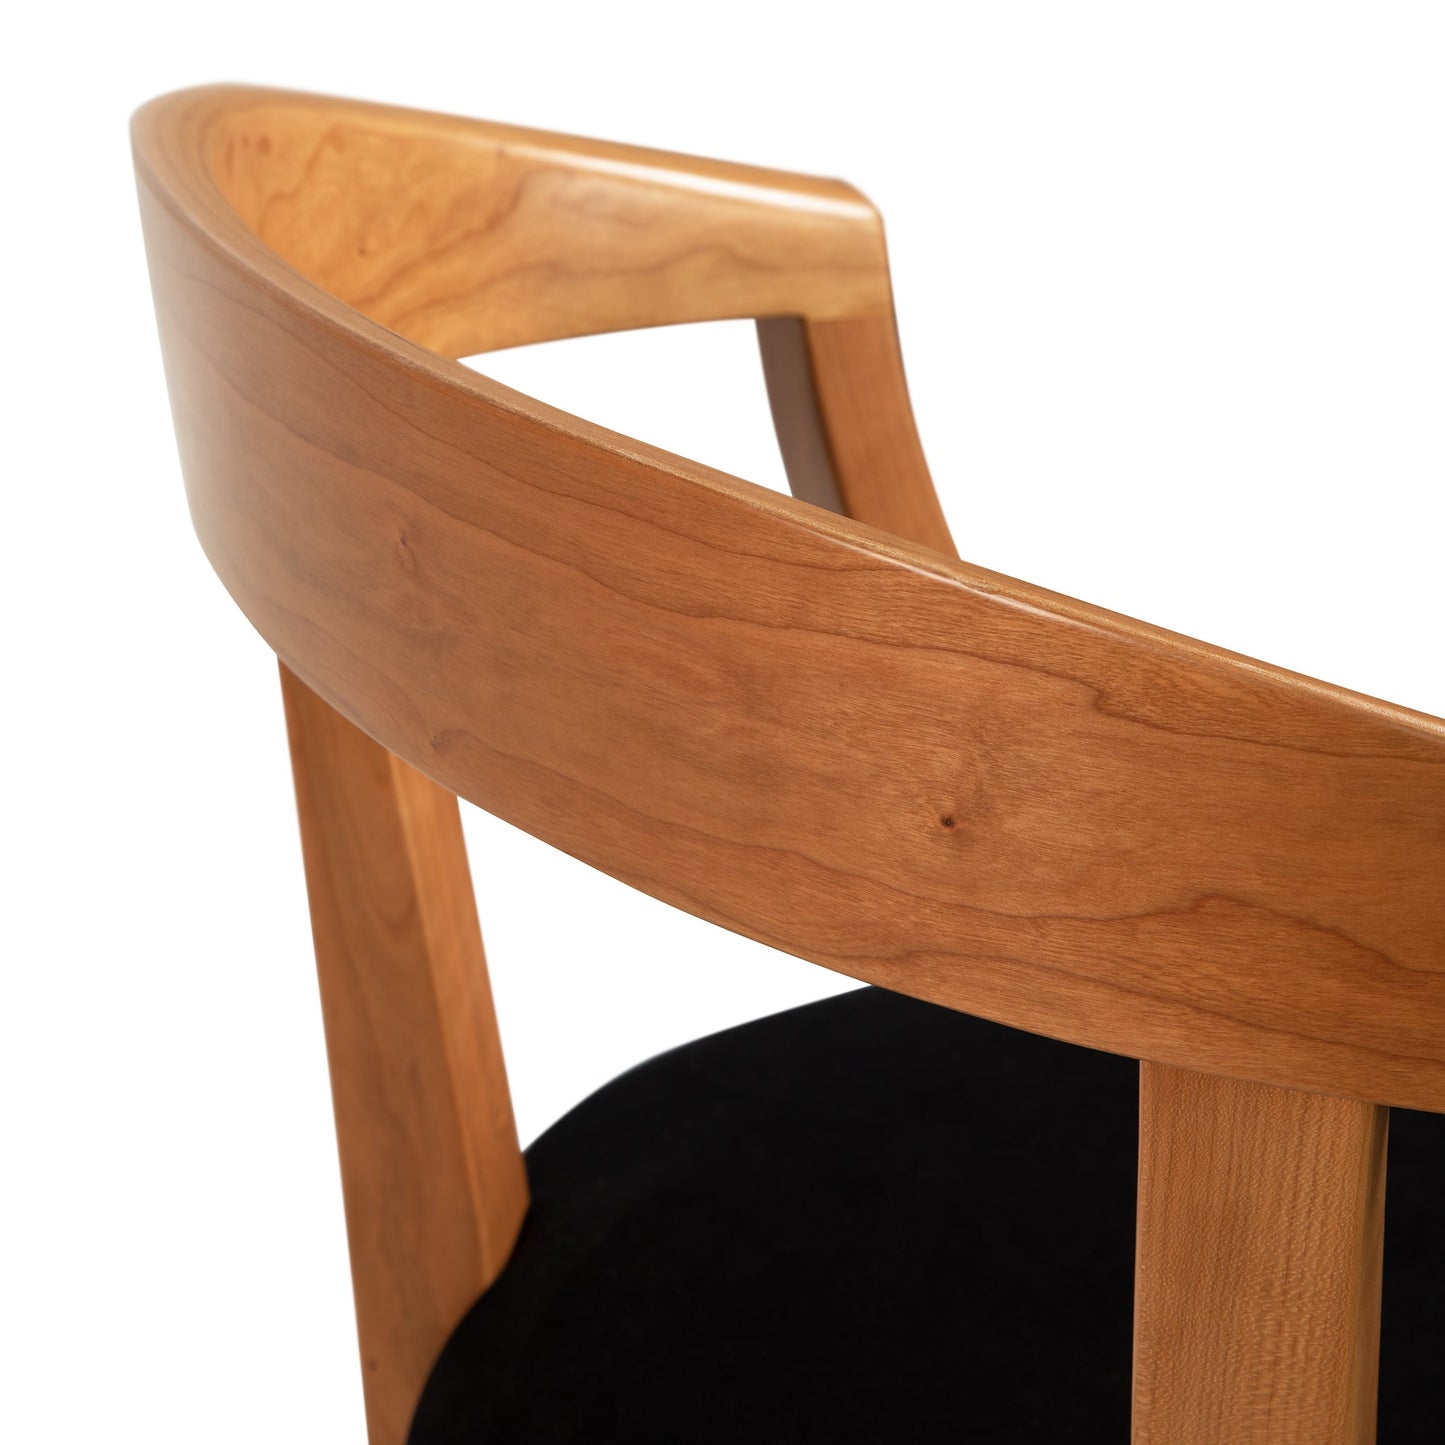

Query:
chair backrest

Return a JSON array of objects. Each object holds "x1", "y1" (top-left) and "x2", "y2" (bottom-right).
[{"x1": 134, "y1": 86, "x2": 1445, "y2": 1445}]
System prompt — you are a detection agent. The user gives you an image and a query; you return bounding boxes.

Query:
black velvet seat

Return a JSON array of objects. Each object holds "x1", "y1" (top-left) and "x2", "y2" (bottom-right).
[{"x1": 408, "y1": 987, "x2": 1444, "y2": 1442}]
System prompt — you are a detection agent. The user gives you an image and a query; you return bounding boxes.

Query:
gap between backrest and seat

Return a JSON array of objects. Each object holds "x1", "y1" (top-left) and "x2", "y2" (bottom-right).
[{"x1": 133, "y1": 87, "x2": 1445, "y2": 1445}]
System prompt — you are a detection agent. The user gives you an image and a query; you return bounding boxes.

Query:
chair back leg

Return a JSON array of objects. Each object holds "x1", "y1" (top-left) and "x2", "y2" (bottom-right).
[
  {"x1": 281, "y1": 664, "x2": 528, "y2": 1445},
  {"x1": 1133, "y1": 1061, "x2": 1386, "y2": 1444}
]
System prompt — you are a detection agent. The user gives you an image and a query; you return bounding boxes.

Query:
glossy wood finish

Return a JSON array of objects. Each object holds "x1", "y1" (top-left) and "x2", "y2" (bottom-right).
[
  {"x1": 1134, "y1": 1064, "x2": 1387, "y2": 1443},
  {"x1": 136, "y1": 85, "x2": 1445, "y2": 1445},
  {"x1": 134, "y1": 86, "x2": 1445, "y2": 1115},
  {"x1": 753, "y1": 186, "x2": 1402, "y2": 1445},
  {"x1": 281, "y1": 665, "x2": 527, "y2": 1444},
  {"x1": 755, "y1": 204, "x2": 1397, "y2": 1445},
  {"x1": 205, "y1": 91, "x2": 891, "y2": 358}
]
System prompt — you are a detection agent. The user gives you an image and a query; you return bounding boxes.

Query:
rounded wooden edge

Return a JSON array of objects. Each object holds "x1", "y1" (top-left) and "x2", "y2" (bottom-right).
[
  {"x1": 125, "y1": 85, "x2": 1445, "y2": 748},
  {"x1": 134, "y1": 85, "x2": 1445, "y2": 1115}
]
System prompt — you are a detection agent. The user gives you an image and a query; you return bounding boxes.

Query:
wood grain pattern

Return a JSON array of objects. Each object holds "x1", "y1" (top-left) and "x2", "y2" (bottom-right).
[
  {"x1": 134, "y1": 85, "x2": 1445, "y2": 1114},
  {"x1": 780, "y1": 283, "x2": 1399, "y2": 1445},
  {"x1": 204, "y1": 89, "x2": 892, "y2": 358},
  {"x1": 280, "y1": 664, "x2": 527, "y2": 1445},
  {"x1": 1133, "y1": 1062, "x2": 1386, "y2": 1443}
]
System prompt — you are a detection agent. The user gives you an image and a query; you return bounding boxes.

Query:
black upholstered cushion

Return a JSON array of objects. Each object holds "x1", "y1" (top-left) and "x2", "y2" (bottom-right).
[{"x1": 410, "y1": 986, "x2": 1444, "y2": 1443}]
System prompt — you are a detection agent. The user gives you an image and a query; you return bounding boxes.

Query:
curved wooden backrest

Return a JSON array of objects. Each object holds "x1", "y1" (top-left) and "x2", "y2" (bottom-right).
[
  {"x1": 135, "y1": 86, "x2": 1445, "y2": 1445},
  {"x1": 134, "y1": 84, "x2": 1445, "y2": 1112}
]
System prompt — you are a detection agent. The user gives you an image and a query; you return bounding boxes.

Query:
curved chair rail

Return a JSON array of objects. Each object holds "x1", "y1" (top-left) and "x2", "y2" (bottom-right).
[
  {"x1": 202, "y1": 89, "x2": 892, "y2": 354},
  {"x1": 135, "y1": 85, "x2": 1445, "y2": 1113}
]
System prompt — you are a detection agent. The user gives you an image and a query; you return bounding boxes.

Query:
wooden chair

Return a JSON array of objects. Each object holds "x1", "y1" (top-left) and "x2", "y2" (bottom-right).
[{"x1": 132, "y1": 86, "x2": 1445, "y2": 1444}]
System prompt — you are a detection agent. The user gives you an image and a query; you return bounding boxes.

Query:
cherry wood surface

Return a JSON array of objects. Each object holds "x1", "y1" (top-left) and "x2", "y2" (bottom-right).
[
  {"x1": 281, "y1": 665, "x2": 527, "y2": 1445},
  {"x1": 758, "y1": 314, "x2": 955, "y2": 552},
  {"x1": 204, "y1": 91, "x2": 891, "y2": 357},
  {"x1": 1134, "y1": 1064, "x2": 1387, "y2": 1444},
  {"x1": 134, "y1": 85, "x2": 1445, "y2": 1445},
  {"x1": 135, "y1": 85, "x2": 1445, "y2": 1114}
]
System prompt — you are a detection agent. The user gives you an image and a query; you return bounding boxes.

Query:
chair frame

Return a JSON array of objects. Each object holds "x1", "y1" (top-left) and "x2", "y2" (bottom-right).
[{"x1": 134, "y1": 85, "x2": 1445, "y2": 1444}]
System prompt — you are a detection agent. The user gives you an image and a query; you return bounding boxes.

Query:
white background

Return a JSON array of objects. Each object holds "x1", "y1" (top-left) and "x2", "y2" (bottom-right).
[{"x1": 4, "y1": 3, "x2": 1443, "y2": 1440}]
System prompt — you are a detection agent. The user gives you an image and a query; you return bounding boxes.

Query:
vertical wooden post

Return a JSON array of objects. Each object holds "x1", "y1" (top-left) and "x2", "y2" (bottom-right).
[
  {"x1": 757, "y1": 313, "x2": 957, "y2": 555},
  {"x1": 759, "y1": 287, "x2": 1392, "y2": 1445},
  {"x1": 1133, "y1": 1062, "x2": 1386, "y2": 1444},
  {"x1": 280, "y1": 664, "x2": 528, "y2": 1445}
]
